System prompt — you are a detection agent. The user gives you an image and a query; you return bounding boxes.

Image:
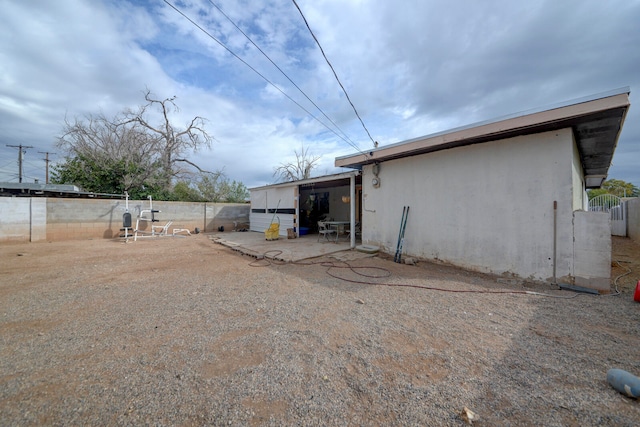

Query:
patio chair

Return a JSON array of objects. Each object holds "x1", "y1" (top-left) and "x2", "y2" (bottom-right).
[
  {"x1": 317, "y1": 221, "x2": 337, "y2": 243},
  {"x1": 345, "y1": 221, "x2": 361, "y2": 239}
]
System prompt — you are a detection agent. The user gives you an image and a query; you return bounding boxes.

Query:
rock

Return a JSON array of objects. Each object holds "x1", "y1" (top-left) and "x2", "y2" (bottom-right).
[{"x1": 460, "y1": 407, "x2": 479, "y2": 425}]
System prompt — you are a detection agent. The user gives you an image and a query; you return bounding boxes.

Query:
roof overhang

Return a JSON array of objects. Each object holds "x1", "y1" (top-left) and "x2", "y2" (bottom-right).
[
  {"x1": 249, "y1": 170, "x2": 360, "y2": 192},
  {"x1": 335, "y1": 88, "x2": 630, "y2": 189}
]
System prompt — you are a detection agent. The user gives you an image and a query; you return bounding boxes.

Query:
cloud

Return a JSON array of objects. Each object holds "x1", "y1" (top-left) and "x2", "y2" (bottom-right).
[{"x1": 0, "y1": 0, "x2": 638, "y2": 188}]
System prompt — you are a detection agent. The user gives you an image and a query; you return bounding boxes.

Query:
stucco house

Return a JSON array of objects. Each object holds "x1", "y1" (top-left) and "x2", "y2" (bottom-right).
[{"x1": 335, "y1": 88, "x2": 630, "y2": 291}]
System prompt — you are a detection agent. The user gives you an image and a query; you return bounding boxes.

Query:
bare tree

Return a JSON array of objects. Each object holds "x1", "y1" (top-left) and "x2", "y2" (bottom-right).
[
  {"x1": 122, "y1": 89, "x2": 213, "y2": 190},
  {"x1": 273, "y1": 145, "x2": 321, "y2": 182},
  {"x1": 56, "y1": 89, "x2": 213, "y2": 195}
]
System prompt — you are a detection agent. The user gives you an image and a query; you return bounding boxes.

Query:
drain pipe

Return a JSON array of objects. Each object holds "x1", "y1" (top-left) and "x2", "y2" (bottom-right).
[{"x1": 552, "y1": 200, "x2": 557, "y2": 286}]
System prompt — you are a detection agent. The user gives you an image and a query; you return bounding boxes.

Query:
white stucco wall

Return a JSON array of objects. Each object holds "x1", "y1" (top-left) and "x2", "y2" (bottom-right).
[
  {"x1": 627, "y1": 198, "x2": 640, "y2": 243},
  {"x1": 361, "y1": 129, "x2": 579, "y2": 282},
  {"x1": 249, "y1": 186, "x2": 296, "y2": 236},
  {"x1": 571, "y1": 133, "x2": 586, "y2": 211}
]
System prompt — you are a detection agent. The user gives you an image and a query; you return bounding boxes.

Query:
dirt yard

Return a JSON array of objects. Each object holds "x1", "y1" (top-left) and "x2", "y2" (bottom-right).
[{"x1": 1, "y1": 234, "x2": 639, "y2": 426}]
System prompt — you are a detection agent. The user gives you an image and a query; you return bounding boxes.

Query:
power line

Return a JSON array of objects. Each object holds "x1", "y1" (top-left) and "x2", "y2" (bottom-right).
[
  {"x1": 291, "y1": 0, "x2": 376, "y2": 148},
  {"x1": 163, "y1": 0, "x2": 360, "y2": 150},
  {"x1": 206, "y1": 0, "x2": 362, "y2": 154}
]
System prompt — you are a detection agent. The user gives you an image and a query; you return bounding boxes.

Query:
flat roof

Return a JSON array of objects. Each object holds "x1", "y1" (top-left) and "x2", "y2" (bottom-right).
[
  {"x1": 0, "y1": 182, "x2": 124, "y2": 199},
  {"x1": 335, "y1": 87, "x2": 630, "y2": 188}
]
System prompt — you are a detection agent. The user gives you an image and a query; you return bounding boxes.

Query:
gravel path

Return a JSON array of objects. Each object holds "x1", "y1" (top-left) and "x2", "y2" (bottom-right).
[{"x1": 1, "y1": 235, "x2": 639, "y2": 426}]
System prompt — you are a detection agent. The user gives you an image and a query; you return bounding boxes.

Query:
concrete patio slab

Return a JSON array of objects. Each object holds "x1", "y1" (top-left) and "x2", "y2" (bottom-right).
[{"x1": 208, "y1": 230, "x2": 360, "y2": 262}]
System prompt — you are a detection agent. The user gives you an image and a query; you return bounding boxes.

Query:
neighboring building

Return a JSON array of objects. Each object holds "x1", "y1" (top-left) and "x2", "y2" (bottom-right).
[
  {"x1": 335, "y1": 88, "x2": 631, "y2": 291},
  {"x1": 0, "y1": 182, "x2": 123, "y2": 198}
]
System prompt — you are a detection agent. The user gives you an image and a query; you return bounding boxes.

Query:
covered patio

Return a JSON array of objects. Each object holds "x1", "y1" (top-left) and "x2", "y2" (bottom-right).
[{"x1": 249, "y1": 171, "x2": 362, "y2": 248}]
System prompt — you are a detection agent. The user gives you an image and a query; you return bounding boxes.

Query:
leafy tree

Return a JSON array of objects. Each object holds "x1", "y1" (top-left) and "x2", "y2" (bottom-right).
[
  {"x1": 196, "y1": 173, "x2": 226, "y2": 202},
  {"x1": 273, "y1": 145, "x2": 321, "y2": 182},
  {"x1": 588, "y1": 179, "x2": 639, "y2": 199},
  {"x1": 51, "y1": 153, "x2": 157, "y2": 198},
  {"x1": 172, "y1": 181, "x2": 203, "y2": 202},
  {"x1": 195, "y1": 173, "x2": 249, "y2": 202},
  {"x1": 219, "y1": 179, "x2": 249, "y2": 203}
]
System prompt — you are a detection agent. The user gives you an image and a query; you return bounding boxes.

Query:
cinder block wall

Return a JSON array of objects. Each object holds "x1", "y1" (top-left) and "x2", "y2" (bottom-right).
[
  {"x1": 205, "y1": 203, "x2": 250, "y2": 232},
  {"x1": 47, "y1": 198, "x2": 128, "y2": 240},
  {"x1": 0, "y1": 197, "x2": 249, "y2": 243},
  {"x1": 0, "y1": 197, "x2": 32, "y2": 242},
  {"x1": 573, "y1": 211, "x2": 611, "y2": 292},
  {"x1": 628, "y1": 198, "x2": 640, "y2": 243}
]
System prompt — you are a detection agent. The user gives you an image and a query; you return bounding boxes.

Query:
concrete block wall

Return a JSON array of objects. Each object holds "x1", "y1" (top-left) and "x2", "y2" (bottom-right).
[
  {"x1": 0, "y1": 197, "x2": 32, "y2": 242},
  {"x1": 0, "y1": 198, "x2": 47, "y2": 242},
  {"x1": 572, "y1": 211, "x2": 611, "y2": 292},
  {"x1": 47, "y1": 198, "x2": 127, "y2": 240},
  {"x1": 627, "y1": 198, "x2": 640, "y2": 243},
  {"x1": 0, "y1": 197, "x2": 250, "y2": 243},
  {"x1": 205, "y1": 203, "x2": 250, "y2": 232},
  {"x1": 31, "y1": 198, "x2": 47, "y2": 241}
]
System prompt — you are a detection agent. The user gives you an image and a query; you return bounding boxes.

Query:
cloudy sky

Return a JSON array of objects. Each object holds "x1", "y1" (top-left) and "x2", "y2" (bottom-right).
[{"x1": 1, "y1": 0, "x2": 639, "y2": 189}]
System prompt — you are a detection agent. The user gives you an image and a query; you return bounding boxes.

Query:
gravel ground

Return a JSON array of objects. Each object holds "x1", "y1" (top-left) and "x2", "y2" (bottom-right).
[{"x1": 1, "y1": 234, "x2": 639, "y2": 426}]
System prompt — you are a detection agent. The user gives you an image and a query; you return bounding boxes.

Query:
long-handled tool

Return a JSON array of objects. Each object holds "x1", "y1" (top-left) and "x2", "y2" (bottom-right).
[
  {"x1": 394, "y1": 206, "x2": 409, "y2": 263},
  {"x1": 394, "y1": 206, "x2": 406, "y2": 262}
]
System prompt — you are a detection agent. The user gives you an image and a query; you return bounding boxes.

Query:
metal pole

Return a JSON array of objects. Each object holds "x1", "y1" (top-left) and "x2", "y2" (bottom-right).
[
  {"x1": 552, "y1": 200, "x2": 557, "y2": 286},
  {"x1": 6, "y1": 144, "x2": 33, "y2": 183},
  {"x1": 350, "y1": 173, "x2": 356, "y2": 248},
  {"x1": 39, "y1": 151, "x2": 55, "y2": 184}
]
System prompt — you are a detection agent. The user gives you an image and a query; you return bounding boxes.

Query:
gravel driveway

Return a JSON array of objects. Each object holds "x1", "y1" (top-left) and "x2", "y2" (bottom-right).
[{"x1": 1, "y1": 234, "x2": 639, "y2": 426}]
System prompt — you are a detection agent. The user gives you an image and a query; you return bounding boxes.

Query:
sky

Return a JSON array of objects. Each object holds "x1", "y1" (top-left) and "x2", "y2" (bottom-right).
[{"x1": 1, "y1": 0, "x2": 639, "y2": 190}]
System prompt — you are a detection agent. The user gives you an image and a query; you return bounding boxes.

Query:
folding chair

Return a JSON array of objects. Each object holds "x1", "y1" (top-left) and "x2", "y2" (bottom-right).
[
  {"x1": 317, "y1": 221, "x2": 337, "y2": 242},
  {"x1": 346, "y1": 221, "x2": 361, "y2": 239}
]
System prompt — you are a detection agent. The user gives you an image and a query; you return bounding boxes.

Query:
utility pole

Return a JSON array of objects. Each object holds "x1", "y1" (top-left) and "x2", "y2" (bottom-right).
[
  {"x1": 6, "y1": 144, "x2": 34, "y2": 183},
  {"x1": 38, "y1": 151, "x2": 56, "y2": 184}
]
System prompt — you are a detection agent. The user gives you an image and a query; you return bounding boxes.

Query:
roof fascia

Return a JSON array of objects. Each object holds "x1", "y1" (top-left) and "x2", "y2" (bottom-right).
[
  {"x1": 249, "y1": 170, "x2": 359, "y2": 191},
  {"x1": 335, "y1": 87, "x2": 630, "y2": 168}
]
